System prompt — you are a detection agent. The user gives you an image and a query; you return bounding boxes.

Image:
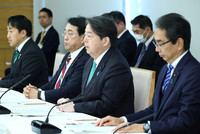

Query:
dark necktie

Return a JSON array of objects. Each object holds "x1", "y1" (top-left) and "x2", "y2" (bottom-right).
[
  {"x1": 135, "y1": 43, "x2": 146, "y2": 67},
  {"x1": 55, "y1": 54, "x2": 71, "y2": 89},
  {"x1": 13, "y1": 50, "x2": 19, "y2": 63},
  {"x1": 162, "y1": 64, "x2": 173, "y2": 93}
]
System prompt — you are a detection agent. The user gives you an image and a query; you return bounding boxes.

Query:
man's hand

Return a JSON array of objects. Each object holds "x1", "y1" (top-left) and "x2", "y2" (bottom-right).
[
  {"x1": 95, "y1": 116, "x2": 124, "y2": 127},
  {"x1": 112, "y1": 122, "x2": 145, "y2": 133},
  {"x1": 57, "y1": 98, "x2": 75, "y2": 112},
  {"x1": 23, "y1": 84, "x2": 38, "y2": 99}
]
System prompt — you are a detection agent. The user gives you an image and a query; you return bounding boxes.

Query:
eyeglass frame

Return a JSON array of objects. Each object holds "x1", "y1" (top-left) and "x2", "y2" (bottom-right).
[
  {"x1": 61, "y1": 32, "x2": 74, "y2": 38},
  {"x1": 152, "y1": 39, "x2": 172, "y2": 49}
]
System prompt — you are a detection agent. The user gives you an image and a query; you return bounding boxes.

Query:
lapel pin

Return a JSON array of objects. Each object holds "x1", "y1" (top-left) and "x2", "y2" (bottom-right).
[
  {"x1": 100, "y1": 66, "x2": 102, "y2": 70},
  {"x1": 174, "y1": 74, "x2": 176, "y2": 77},
  {"x1": 18, "y1": 54, "x2": 22, "y2": 59}
]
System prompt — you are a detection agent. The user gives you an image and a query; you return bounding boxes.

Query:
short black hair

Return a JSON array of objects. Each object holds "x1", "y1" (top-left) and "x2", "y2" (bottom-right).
[
  {"x1": 103, "y1": 11, "x2": 126, "y2": 25},
  {"x1": 8, "y1": 15, "x2": 32, "y2": 37},
  {"x1": 40, "y1": 8, "x2": 53, "y2": 17},
  {"x1": 156, "y1": 13, "x2": 191, "y2": 50},
  {"x1": 68, "y1": 16, "x2": 86, "y2": 36},
  {"x1": 86, "y1": 16, "x2": 117, "y2": 46},
  {"x1": 131, "y1": 15, "x2": 153, "y2": 30}
]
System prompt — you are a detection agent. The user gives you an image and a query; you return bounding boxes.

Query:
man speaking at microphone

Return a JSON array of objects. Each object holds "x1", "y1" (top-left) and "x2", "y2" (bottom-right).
[
  {"x1": 0, "y1": 15, "x2": 48, "y2": 93},
  {"x1": 95, "y1": 13, "x2": 200, "y2": 134},
  {"x1": 57, "y1": 16, "x2": 134, "y2": 118}
]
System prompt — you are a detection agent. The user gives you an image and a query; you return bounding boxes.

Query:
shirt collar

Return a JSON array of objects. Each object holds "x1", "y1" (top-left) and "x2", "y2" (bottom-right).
[
  {"x1": 94, "y1": 48, "x2": 110, "y2": 67},
  {"x1": 168, "y1": 50, "x2": 188, "y2": 69},
  {"x1": 42, "y1": 25, "x2": 52, "y2": 36},
  {"x1": 118, "y1": 29, "x2": 128, "y2": 38},
  {"x1": 145, "y1": 33, "x2": 154, "y2": 47},
  {"x1": 70, "y1": 46, "x2": 84, "y2": 60},
  {"x1": 16, "y1": 37, "x2": 31, "y2": 52}
]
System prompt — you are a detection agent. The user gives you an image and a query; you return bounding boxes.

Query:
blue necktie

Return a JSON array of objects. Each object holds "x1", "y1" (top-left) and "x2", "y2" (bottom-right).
[
  {"x1": 163, "y1": 64, "x2": 173, "y2": 92},
  {"x1": 87, "y1": 61, "x2": 96, "y2": 84}
]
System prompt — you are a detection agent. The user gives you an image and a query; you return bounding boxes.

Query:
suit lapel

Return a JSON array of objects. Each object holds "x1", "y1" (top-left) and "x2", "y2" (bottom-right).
[
  {"x1": 154, "y1": 65, "x2": 167, "y2": 113},
  {"x1": 62, "y1": 48, "x2": 85, "y2": 84},
  {"x1": 83, "y1": 47, "x2": 114, "y2": 94},
  {"x1": 139, "y1": 42, "x2": 154, "y2": 65},
  {"x1": 156, "y1": 52, "x2": 191, "y2": 117},
  {"x1": 10, "y1": 38, "x2": 33, "y2": 77}
]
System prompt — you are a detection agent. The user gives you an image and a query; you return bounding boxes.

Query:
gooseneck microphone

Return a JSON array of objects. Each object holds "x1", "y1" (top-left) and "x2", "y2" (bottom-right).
[
  {"x1": 113, "y1": 113, "x2": 155, "y2": 134},
  {"x1": 0, "y1": 74, "x2": 31, "y2": 114},
  {"x1": 31, "y1": 95, "x2": 85, "y2": 134}
]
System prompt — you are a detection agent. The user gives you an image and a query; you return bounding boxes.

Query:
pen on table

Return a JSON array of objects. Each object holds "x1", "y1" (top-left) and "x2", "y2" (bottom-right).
[
  {"x1": 75, "y1": 119, "x2": 97, "y2": 121},
  {"x1": 24, "y1": 103, "x2": 46, "y2": 105}
]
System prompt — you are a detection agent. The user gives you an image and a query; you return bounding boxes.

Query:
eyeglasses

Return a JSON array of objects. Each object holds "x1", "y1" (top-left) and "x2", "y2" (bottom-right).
[
  {"x1": 153, "y1": 39, "x2": 172, "y2": 49},
  {"x1": 61, "y1": 32, "x2": 74, "y2": 38}
]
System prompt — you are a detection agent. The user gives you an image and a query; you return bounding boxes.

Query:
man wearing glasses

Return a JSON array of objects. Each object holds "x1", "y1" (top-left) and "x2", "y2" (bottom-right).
[
  {"x1": 131, "y1": 15, "x2": 165, "y2": 79},
  {"x1": 23, "y1": 17, "x2": 89, "y2": 103},
  {"x1": 36, "y1": 8, "x2": 60, "y2": 78},
  {"x1": 96, "y1": 13, "x2": 200, "y2": 134}
]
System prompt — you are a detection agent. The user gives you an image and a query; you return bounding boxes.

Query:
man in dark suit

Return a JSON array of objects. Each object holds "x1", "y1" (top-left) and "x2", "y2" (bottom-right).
[
  {"x1": 36, "y1": 8, "x2": 60, "y2": 77},
  {"x1": 57, "y1": 16, "x2": 134, "y2": 118},
  {"x1": 0, "y1": 15, "x2": 48, "y2": 93},
  {"x1": 131, "y1": 15, "x2": 165, "y2": 79},
  {"x1": 96, "y1": 13, "x2": 200, "y2": 134},
  {"x1": 23, "y1": 17, "x2": 90, "y2": 103},
  {"x1": 103, "y1": 11, "x2": 137, "y2": 65}
]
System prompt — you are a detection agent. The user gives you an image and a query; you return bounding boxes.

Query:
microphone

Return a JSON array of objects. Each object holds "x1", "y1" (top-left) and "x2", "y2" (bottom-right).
[
  {"x1": 0, "y1": 74, "x2": 31, "y2": 114},
  {"x1": 113, "y1": 113, "x2": 155, "y2": 134},
  {"x1": 31, "y1": 95, "x2": 85, "y2": 134}
]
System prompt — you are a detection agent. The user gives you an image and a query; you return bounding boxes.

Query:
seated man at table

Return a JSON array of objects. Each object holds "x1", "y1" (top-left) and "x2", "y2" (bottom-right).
[
  {"x1": 95, "y1": 13, "x2": 200, "y2": 134},
  {"x1": 0, "y1": 15, "x2": 48, "y2": 93},
  {"x1": 57, "y1": 16, "x2": 134, "y2": 118},
  {"x1": 23, "y1": 17, "x2": 90, "y2": 103}
]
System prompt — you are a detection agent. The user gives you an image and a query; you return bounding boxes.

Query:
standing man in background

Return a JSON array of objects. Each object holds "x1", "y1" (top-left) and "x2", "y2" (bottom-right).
[
  {"x1": 103, "y1": 11, "x2": 137, "y2": 65},
  {"x1": 0, "y1": 15, "x2": 48, "y2": 93},
  {"x1": 36, "y1": 8, "x2": 60, "y2": 77},
  {"x1": 131, "y1": 15, "x2": 165, "y2": 78}
]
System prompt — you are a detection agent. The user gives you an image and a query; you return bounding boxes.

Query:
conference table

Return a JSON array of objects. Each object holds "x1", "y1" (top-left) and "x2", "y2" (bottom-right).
[{"x1": 0, "y1": 88, "x2": 146, "y2": 134}]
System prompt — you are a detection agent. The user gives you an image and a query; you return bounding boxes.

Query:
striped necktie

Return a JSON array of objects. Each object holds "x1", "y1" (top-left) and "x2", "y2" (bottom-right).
[
  {"x1": 162, "y1": 64, "x2": 173, "y2": 93},
  {"x1": 55, "y1": 54, "x2": 71, "y2": 89}
]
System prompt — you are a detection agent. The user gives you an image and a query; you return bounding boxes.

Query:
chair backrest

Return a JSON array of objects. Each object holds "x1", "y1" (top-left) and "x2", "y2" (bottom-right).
[
  {"x1": 130, "y1": 67, "x2": 156, "y2": 112},
  {"x1": 53, "y1": 52, "x2": 65, "y2": 76}
]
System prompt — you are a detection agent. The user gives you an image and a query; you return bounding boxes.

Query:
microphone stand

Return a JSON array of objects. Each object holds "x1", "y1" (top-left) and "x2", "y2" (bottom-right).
[
  {"x1": 31, "y1": 96, "x2": 84, "y2": 134},
  {"x1": 0, "y1": 74, "x2": 31, "y2": 114}
]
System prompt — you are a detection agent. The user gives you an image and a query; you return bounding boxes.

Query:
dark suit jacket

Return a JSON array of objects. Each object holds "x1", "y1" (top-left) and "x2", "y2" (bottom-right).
[
  {"x1": 0, "y1": 38, "x2": 48, "y2": 93},
  {"x1": 36, "y1": 26, "x2": 60, "y2": 76},
  {"x1": 131, "y1": 41, "x2": 166, "y2": 79},
  {"x1": 126, "y1": 52, "x2": 200, "y2": 134},
  {"x1": 40, "y1": 48, "x2": 90, "y2": 103},
  {"x1": 74, "y1": 46, "x2": 134, "y2": 118},
  {"x1": 115, "y1": 30, "x2": 137, "y2": 65}
]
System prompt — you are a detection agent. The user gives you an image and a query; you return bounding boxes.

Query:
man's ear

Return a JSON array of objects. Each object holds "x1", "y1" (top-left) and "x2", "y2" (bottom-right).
[
  {"x1": 177, "y1": 37, "x2": 184, "y2": 51},
  {"x1": 20, "y1": 29, "x2": 27, "y2": 37},
  {"x1": 81, "y1": 34, "x2": 85, "y2": 44},
  {"x1": 102, "y1": 37, "x2": 110, "y2": 47}
]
